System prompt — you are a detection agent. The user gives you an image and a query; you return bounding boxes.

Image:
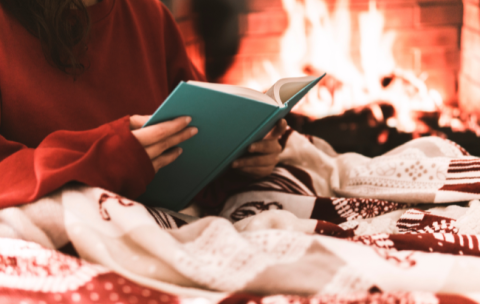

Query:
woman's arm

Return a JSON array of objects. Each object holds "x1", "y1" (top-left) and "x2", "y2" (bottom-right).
[{"x1": 0, "y1": 114, "x2": 196, "y2": 208}]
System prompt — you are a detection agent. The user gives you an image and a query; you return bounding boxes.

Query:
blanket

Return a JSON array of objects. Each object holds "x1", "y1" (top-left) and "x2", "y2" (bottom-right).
[{"x1": 0, "y1": 132, "x2": 480, "y2": 303}]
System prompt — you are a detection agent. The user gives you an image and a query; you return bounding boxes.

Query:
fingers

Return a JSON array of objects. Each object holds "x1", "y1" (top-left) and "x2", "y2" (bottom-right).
[
  {"x1": 132, "y1": 116, "x2": 192, "y2": 147},
  {"x1": 144, "y1": 126, "x2": 197, "y2": 160},
  {"x1": 248, "y1": 139, "x2": 282, "y2": 154},
  {"x1": 236, "y1": 165, "x2": 276, "y2": 179},
  {"x1": 152, "y1": 147, "x2": 183, "y2": 172},
  {"x1": 130, "y1": 116, "x2": 198, "y2": 172},
  {"x1": 264, "y1": 119, "x2": 288, "y2": 140},
  {"x1": 231, "y1": 129, "x2": 284, "y2": 179},
  {"x1": 232, "y1": 153, "x2": 279, "y2": 168}
]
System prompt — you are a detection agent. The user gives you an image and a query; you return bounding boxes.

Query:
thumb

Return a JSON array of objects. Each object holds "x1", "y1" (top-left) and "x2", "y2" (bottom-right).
[
  {"x1": 130, "y1": 115, "x2": 151, "y2": 130},
  {"x1": 264, "y1": 119, "x2": 288, "y2": 140}
]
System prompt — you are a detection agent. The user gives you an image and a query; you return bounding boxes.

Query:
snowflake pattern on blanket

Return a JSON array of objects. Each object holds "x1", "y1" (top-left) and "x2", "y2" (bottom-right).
[
  {"x1": 4, "y1": 133, "x2": 480, "y2": 304},
  {"x1": 0, "y1": 239, "x2": 181, "y2": 304}
]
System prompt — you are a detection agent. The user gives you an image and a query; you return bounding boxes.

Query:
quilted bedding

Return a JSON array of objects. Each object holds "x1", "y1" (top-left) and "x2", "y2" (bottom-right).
[{"x1": 0, "y1": 131, "x2": 480, "y2": 303}]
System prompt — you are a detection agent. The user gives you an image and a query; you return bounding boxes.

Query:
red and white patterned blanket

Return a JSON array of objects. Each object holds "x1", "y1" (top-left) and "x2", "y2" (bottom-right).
[{"x1": 1, "y1": 132, "x2": 480, "y2": 303}]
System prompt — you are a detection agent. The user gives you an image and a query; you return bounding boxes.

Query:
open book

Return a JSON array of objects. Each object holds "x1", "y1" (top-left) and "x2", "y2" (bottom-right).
[{"x1": 137, "y1": 74, "x2": 326, "y2": 211}]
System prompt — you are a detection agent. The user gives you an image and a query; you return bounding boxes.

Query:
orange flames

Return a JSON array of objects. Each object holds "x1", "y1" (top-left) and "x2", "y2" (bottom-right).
[{"x1": 232, "y1": 0, "x2": 480, "y2": 136}]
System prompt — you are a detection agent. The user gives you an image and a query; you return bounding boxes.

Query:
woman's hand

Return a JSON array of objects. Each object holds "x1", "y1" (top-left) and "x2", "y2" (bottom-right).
[
  {"x1": 130, "y1": 115, "x2": 198, "y2": 173},
  {"x1": 231, "y1": 119, "x2": 288, "y2": 179}
]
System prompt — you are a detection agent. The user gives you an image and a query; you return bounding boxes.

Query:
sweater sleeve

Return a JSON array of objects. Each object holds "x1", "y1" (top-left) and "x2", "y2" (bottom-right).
[{"x1": 0, "y1": 115, "x2": 155, "y2": 208}]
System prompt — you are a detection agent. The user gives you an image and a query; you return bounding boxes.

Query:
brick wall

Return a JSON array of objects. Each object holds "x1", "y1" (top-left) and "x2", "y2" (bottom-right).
[
  {"x1": 169, "y1": 0, "x2": 463, "y2": 107},
  {"x1": 218, "y1": 0, "x2": 287, "y2": 85},
  {"x1": 350, "y1": 0, "x2": 463, "y2": 105},
  {"x1": 459, "y1": 0, "x2": 480, "y2": 116}
]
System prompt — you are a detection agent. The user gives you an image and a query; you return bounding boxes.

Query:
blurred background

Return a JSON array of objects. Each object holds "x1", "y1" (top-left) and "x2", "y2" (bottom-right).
[{"x1": 161, "y1": 0, "x2": 480, "y2": 157}]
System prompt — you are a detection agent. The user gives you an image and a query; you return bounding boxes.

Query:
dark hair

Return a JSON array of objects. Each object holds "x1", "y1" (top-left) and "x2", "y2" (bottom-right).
[{"x1": 0, "y1": 0, "x2": 91, "y2": 75}]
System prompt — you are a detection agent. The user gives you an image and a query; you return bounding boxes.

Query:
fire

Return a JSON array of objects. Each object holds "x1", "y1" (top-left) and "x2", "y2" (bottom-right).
[{"x1": 233, "y1": 0, "x2": 480, "y2": 136}]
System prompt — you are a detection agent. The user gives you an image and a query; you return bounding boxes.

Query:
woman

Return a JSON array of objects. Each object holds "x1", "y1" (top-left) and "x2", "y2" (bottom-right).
[{"x1": 0, "y1": 0, "x2": 286, "y2": 209}]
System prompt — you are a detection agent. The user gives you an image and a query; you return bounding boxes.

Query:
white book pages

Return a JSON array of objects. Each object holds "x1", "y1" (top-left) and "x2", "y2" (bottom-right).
[
  {"x1": 188, "y1": 75, "x2": 317, "y2": 107},
  {"x1": 187, "y1": 81, "x2": 280, "y2": 106},
  {"x1": 265, "y1": 76, "x2": 318, "y2": 105}
]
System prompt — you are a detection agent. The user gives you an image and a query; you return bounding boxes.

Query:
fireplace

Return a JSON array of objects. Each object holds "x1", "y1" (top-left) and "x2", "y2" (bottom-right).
[{"x1": 168, "y1": 0, "x2": 480, "y2": 156}]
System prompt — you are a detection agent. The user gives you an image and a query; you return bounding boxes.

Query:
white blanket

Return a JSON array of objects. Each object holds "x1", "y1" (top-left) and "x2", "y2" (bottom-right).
[{"x1": 0, "y1": 132, "x2": 479, "y2": 303}]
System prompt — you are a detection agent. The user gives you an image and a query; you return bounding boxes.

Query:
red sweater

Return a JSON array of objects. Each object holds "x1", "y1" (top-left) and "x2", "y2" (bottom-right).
[{"x1": 0, "y1": 0, "x2": 211, "y2": 207}]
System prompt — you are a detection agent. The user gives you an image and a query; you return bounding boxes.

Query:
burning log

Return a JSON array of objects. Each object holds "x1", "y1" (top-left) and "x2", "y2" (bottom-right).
[
  {"x1": 286, "y1": 68, "x2": 480, "y2": 158},
  {"x1": 287, "y1": 109, "x2": 480, "y2": 158}
]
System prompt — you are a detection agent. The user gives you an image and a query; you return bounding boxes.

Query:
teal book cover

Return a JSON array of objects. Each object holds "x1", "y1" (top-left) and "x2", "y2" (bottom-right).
[{"x1": 136, "y1": 74, "x2": 325, "y2": 211}]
